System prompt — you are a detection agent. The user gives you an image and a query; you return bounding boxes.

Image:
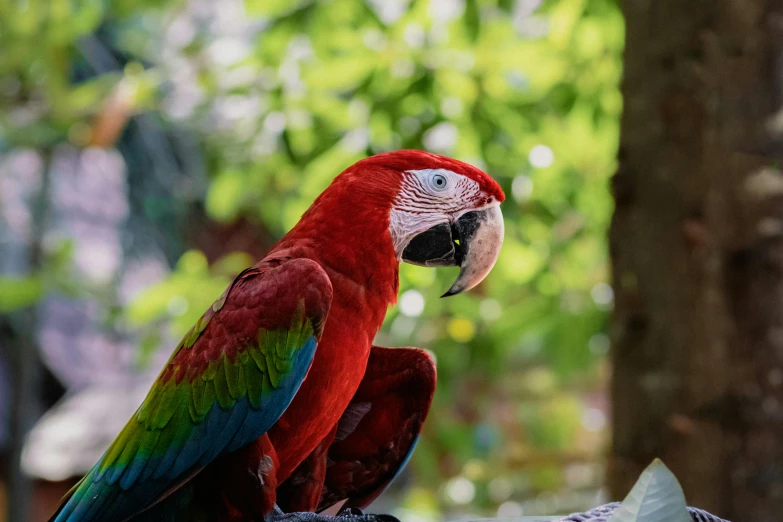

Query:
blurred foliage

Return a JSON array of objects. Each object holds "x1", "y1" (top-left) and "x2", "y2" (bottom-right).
[
  {"x1": 0, "y1": 239, "x2": 76, "y2": 312},
  {"x1": 0, "y1": 0, "x2": 622, "y2": 518}
]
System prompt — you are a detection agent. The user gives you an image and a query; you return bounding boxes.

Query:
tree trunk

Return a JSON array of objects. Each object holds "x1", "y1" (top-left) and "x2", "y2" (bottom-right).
[{"x1": 610, "y1": 1, "x2": 783, "y2": 520}]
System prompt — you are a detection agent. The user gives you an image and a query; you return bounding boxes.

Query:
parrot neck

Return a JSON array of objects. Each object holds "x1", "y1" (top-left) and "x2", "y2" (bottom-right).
[
  {"x1": 272, "y1": 187, "x2": 400, "y2": 313},
  {"x1": 264, "y1": 173, "x2": 402, "y2": 482}
]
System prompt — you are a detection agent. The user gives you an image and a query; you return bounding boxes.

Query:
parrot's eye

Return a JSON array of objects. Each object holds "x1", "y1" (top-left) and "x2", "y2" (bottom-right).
[{"x1": 429, "y1": 173, "x2": 448, "y2": 191}]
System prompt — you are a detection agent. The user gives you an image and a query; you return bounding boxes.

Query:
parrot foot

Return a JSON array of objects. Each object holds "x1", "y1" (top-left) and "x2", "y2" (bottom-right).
[{"x1": 266, "y1": 506, "x2": 399, "y2": 522}]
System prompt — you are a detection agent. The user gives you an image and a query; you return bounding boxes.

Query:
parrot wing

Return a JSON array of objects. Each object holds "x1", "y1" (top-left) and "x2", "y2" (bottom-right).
[
  {"x1": 51, "y1": 257, "x2": 333, "y2": 522},
  {"x1": 316, "y1": 346, "x2": 436, "y2": 511},
  {"x1": 125, "y1": 433, "x2": 281, "y2": 522}
]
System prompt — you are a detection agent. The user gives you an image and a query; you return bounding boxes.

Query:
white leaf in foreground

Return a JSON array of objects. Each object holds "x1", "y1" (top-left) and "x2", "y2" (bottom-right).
[{"x1": 607, "y1": 459, "x2": 691, "y2": 522}]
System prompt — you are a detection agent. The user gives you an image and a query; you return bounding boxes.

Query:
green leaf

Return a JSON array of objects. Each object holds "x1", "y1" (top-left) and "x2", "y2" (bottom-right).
[
  {"x1": 0, "y1": 276, "x2": 45, "y2": 312},
  {"x1": 244, "y1": 0, "x2": 309, "y2": 17},
  {"x1": 212, "y1": 252, "x2": 254, "y2": 277},
  {"x1": 607, "y1": 459, "x2": 691, "y2": 522},
  {"x1": 206, "y1": 171, "x2": 248, "y2": 222}
]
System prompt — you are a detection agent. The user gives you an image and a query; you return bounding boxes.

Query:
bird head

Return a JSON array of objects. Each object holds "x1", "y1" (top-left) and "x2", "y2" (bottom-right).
[
  {"x1": 338, "y1": 150, "x2": 505, "y2": 297},
  {"x1": 286, "y1": 150, "x2": 505, "y2": 298}
]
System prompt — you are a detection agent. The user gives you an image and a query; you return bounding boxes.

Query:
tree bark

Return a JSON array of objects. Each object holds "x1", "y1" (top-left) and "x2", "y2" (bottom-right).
[{"x1": 610, "y1": 1, "x2": 783, "y2": 520}]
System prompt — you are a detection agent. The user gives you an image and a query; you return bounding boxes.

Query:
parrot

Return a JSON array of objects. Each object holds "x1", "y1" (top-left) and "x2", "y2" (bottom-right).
[{"x1": 49, "y1": 150, "x2": 506, "y2": 522}]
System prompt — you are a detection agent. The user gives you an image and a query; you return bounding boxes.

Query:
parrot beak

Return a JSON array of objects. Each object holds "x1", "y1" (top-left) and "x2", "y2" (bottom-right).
[{"x1": 402, "y1": 205, "x2": 504, "y2": 297}]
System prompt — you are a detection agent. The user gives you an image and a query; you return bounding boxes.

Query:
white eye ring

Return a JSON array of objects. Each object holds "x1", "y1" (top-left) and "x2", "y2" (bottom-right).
[{"x1": 429, "y1": 173, "x2": 448, "y2": 192}]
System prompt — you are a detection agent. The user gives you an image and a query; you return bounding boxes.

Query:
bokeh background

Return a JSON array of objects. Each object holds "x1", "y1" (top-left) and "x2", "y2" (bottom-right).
[{"x1": 0, "y1": 0, "x2": 623, "y2": 520}]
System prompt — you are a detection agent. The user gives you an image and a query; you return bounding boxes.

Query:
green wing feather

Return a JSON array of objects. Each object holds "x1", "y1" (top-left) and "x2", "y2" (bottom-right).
[{"x1": 51, "y1": 258, "x2": 332, "y2": 522}]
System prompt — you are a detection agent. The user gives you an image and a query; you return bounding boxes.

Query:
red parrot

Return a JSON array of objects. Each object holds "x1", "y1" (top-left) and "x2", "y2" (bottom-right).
[{"x1": 50, "y1": 150, "x2": 505, "y2": 522}]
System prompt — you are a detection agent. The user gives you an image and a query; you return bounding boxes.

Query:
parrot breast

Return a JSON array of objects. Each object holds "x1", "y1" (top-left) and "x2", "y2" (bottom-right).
[{"x1": 266, "y1": 224, "x2": 400, "y2": 483}]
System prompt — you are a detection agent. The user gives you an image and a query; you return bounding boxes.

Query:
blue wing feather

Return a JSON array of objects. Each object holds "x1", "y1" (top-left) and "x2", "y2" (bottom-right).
[{"x1": 50, "y1": 256, "x2": 330, "y2": 522}]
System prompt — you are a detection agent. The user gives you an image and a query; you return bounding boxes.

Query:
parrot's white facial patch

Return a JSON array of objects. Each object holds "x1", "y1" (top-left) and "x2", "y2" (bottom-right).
[{"x1": 389, "y1": 168, "x2": 485, "y2": 259}]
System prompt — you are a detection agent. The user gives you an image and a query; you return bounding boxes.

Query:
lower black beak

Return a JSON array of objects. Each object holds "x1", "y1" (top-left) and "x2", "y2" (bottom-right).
[{"x1": 401, "y1": 205, "x2": 504, "y2": 297}]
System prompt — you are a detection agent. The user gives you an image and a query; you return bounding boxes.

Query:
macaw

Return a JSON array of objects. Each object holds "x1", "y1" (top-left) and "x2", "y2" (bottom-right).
[{"x1": 50, "y1": 150, "x2": 505, "y2": 522}]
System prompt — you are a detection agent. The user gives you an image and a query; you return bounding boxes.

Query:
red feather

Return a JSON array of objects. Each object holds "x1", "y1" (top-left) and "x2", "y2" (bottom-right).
[
  {"x1": 275, "y1": 346, "x2": 437, "y2": 513},
  {"x1": 114, "y1": 151, "x2": 499, "y2": 520}
]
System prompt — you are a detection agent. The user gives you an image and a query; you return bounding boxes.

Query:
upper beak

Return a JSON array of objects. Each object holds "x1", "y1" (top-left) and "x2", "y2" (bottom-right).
[{"x1": 402, "y1": 205, "x2": 504, "y2": 297}]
